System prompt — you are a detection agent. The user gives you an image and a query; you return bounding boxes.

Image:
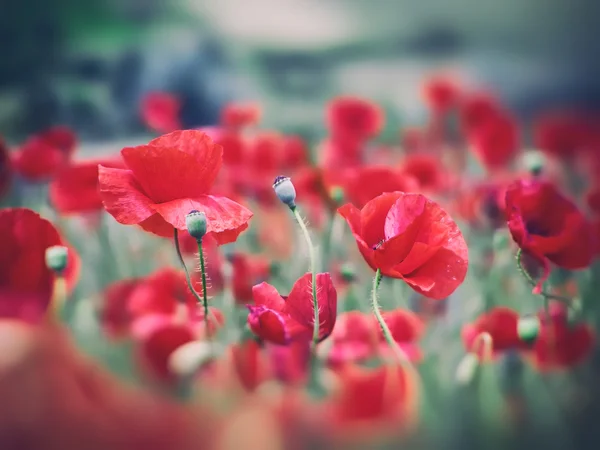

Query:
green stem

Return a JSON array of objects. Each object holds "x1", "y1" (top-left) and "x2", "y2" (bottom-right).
[
  {"x1": 371, "y1": 269, "x2": 412, "y2": 370},
  {"x1": 173, "y1": 229, "x2": 205, "y2": 307},
  {"x1": 516, "y1": 249, "x2": 573, "y2": 306},
  {"x1": 197, "y1": 239, "x2": 210, "y2": 336},
  {"x1": 291, "y1": 206, "x2": 319, "y2": 347}
]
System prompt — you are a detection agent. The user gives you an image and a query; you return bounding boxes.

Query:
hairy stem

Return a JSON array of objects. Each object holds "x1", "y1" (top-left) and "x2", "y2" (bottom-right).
[{"x1": 197, "y1": 239, "x2": 210, "y2": 337}]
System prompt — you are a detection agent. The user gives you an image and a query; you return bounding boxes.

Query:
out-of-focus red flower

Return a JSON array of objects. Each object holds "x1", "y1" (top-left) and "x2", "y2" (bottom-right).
[
  {"x1": 532, "y1": 313, "x2": 594, "y2": 371},
  {"x1": 462, "y1": 307, "x2": 530, "y2": 358},
  {"x1": 141, "y1": 92, "x2": 181, "y2": 134},
  {"x1": 401, "y1": 127, "x2": 427, "y2": 154},
  {"x1": 400, "y1": 153, "x2": 446, "y2": 192},
  {"x1": 339, "y1": 192, "x2": 468, "y2": 299},
  {"x1": 98, "y1": 130, "x2": 253, "y2": 243},
  {"x1": 229, "y1": 252, "x2": 272, "y2": 305},
  {"x1": 198, "y1": 126, "x2": 247, "y2": 167},
  {"x1": 326, "y1": 364, "x2": 417, "y2": 441},
  {"x1": 459, "y1": 92, "x2": 501, "y2": 134},
  {"x1": 506, "y1": 179, "x2": 594, "y2": 288},
  {"x1": 594, "y1": 220, "x2": 600, "y2": 256},
  {"x1": 101, "y1": 267, "x2": 213, "y2": 337},
  {"x1": 268, "y1": 340, "x2": 311, "y2": 385},
  {"x1": 230, "y1": 339, "x2": 272, "y2": 391},
  {"x1": 12, "y1": 127, "x2": 77, "y2": 181},
  {"x1": 468, "y1": 112, "x2": 519, "y2": 171},
  {"x1": 326, "y1": 96, "x2": 384, "y2": 142},
  {"x1": 0, "y1": 321, "x2": 210, "y2": 450},
  {"x1": 0, "y1": 208, "x2": 79, "y2": 322},
  {"x1": 319, "y1": 136, "x2": 363, "y2": 171},
  {"x1": 328, "y1": 311, "x2": 377, "y2": 366},
  {"x1": 0, "y1": 137, "x2": 12, "y2": 198},
  {"x1": 454, "y1": 180, "x2": 508, "y2": 229},
  {"x1": 377, "y1": 309, "x2": 425, "y2": 362},
  {"x1": 343, "y1": 166, "x2": 419, "y2": 209},
  {"x1": 534, "y1": 111, "x2": 596, "y2": 158},
  {"x1": 220, "y1": 102, "x2": 261, "y2": 130},
  {"x1": 248, "y1": 273, "x2": 337, "y2": 345},
  {"x1": 139, "y1": 322, "x2": 196, "y2": 382},
  {"x1": 586, "y1": 186, "x2": 600, "y2": 215},
  {"x1": 49, "y1": 157, "x2": 124, "y2": 215},
  {"x1": 281, "y1": 135, "x2": 309, "y2": 167},
  {"x1": 422, "y1": 75, "x2": 460, "y2": 116}
]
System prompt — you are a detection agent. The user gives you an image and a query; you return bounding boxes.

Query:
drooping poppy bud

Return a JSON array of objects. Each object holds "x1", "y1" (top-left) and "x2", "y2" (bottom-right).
[
  {"x1": 517, "y1": 316, "x2": 540, "y2": 344},
  {"x1": 45, "y1": 245, "x2": 69, "y2": 274}
]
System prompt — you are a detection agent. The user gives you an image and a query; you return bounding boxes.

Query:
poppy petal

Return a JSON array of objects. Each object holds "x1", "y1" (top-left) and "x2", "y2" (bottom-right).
[
  {"x1": 151, "y1": 195, "x2": 252, "y2": 244},
  {"x1": 251, "y1": 282, "x2": 286, "y2": 311},
  {"x1": 149, "y1": 130, "x2": 222, "y2": 194},
  {"x1": 247, "y1": 306, "x2": 290, "y2": 345},
  {"x1": 98, "y1": 166, "x2": 155, "y2": 225}
]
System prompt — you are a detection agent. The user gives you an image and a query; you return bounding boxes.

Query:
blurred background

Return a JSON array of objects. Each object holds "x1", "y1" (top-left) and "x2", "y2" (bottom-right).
[{"x1": 2, "y1": 0, "x2": 600, "y2": 144}]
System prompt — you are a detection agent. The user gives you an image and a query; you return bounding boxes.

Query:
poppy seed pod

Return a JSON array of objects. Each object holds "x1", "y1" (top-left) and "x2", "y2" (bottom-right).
[
  {"x1": 45, "y1": 245, "x2": 68, "y2": 273},
  {"x1": 517, "y1": 316, "x2": 540, "y2": 343},
  {"x1": 185, "y1": 210, "x2": 207, "y2": 241},
  {"x1": 522, "y1": 150, "x2": 545, "y2": 176},
  {"x1": 273, "y1": 176, "x2": 296, "y2": 209}
]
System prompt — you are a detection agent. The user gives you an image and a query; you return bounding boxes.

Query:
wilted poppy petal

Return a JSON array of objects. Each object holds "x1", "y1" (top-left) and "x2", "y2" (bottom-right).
[
  {"x1": 98, "y1": 166, "x2": 155, "y2": 225},
  {"x1": 151, "y1": 195, "x2": 252, "y2": 244}
]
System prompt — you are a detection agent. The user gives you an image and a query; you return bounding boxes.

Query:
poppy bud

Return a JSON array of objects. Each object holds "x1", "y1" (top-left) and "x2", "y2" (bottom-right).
[
  {"x1": 456, "y1": 352, "x2": 479, "y2": 385},
  {"x1": 339, "y1": 262, "x2": 356, "y2": 283},
  {"x1": 517, "y1": 315, "x2": 540, "y2": 343},
  {"x1": 273, "y1": 176, "x2": 296, "y2": 209},
  {"x1": 329, "y1": 185, "x2": 345, "y2": 204},
  {"x1": 185, "y1": 210, "x2": 207, "y2": 240},
  {"x1": 45, "y1": 245, "x2": 68, "y2": 273},
  {"x1": 521, "y1": 150, "x2": 545, "y2": 176}
]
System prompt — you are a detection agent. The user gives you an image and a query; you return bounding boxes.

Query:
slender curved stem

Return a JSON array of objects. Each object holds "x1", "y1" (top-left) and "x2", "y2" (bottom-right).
[
  {"x1": 516, "y1": 249, "x2": 573, "y2": 306},
  {"x1": 291, "y1": 206, "x2": 319, "y2": 346},
  {"x1": 173, "y1": 229, "x2": 205, "y2": 310},
  {"x1": 196, "y1": 239, "x2": 210, "y2": 336},
  {"x1": 371, "y1": 269, "x2": 415, "y2": 374},
  {"x1": 48, "y1": 276, "x2": 67, "y2": 321}
]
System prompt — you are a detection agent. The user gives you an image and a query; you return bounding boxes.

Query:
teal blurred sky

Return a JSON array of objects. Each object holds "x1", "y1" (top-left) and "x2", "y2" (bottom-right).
[{"x1": 1, "y1": 0, "x2": 599, "y2": 141}]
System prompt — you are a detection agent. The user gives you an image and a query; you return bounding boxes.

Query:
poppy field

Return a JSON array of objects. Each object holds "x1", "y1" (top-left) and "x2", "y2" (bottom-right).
[{"x1": 1, "y1": 78, "x2": 600, "y2": 450}]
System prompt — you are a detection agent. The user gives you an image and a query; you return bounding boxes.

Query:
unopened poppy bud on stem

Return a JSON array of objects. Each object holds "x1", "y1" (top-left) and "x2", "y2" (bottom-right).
[
  {"x1": 329, "y1": 185, "x2": 345, "y2": 205},
  {"x1": 273, "y1": 176, "x2": 296, "y2": 209},
  {"x1": 45, "y1": 245, "x2": 68, "y2": 274},
  {"x1": 185, "y1": 210, "x2": 207, "y2": 241},
  {"x1": 517, "y1": 316, "x2": 540, "y2": 343}
]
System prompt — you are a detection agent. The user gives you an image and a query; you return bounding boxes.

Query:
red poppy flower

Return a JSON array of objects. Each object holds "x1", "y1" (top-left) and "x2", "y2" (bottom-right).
[
  {"x1": 468, "y1": 112, "x2": 519, "y2": 171},
  {"x1": 327, "y1": 364, "x2": 417, "y2": 440},
  {"x1": 12, "y1": 127, "x2": 76, "y2": 181},
  {"x1": 400, "y1": 153, "x2": 446, "y2": 192},
  {"x1": 532, "y1": 315, "x2": 594, "y2": 371},
  {"x1": 141, "y1": 91, "x2": 181, "y2": 134},
  {"x1": 343, "y1": 166, "x2": 419, "y2": 209},
  {"x1": 339, "y1": 192, "x2": 468, "y2": 299},
  {"x1": 0, "y1": 208, "x2": 79, "y2": 322},
  {"x1": 220, "y1": 102, "x2": 261, "y2": 130},
  {"x1": 459, "y1": 92, "x2": 501, "y2": 134},
  {"x1": 534, "y1": 111, "x2": 595, "y2": 158},
  {"x1": 462, "y1": 307, "x2": 530, "y2": 358},
  {"x1": 49, "y1": 157, "x2": 125, "y2": 215},
  {"x1": 328, "y1": 311, "x2": 378, "y2": 366},
  {"x1": 230, "y1": 339, "x2": 272, "y2": 391},
  {"x1": 506, "y1": 179, "x2": 594, "y2": 288},
  {"x1": 229, "y1": 253, "x2": 272, "y2": 305},
  {"x1": 281, "y1": 135, "x2": 309, "y2": 168},
  {"x1": 400, "y1": 128, "x2": 427, "y2": 154},
  {"x1": 319, "y1": 136, "x2": 363, "y2": 171},
  {"x1": 101, "y1": 267, "x2": 211, "y2": 337},
  {"x1": 0, "y1": 137, "x2": 12, "y2": 199},
  {"x1": 0, "y1": 321, "x2": 212, "y2": 450},
  {"x1": 421, "y1": 75, "x2": 460, "y2": 116},
  {"x1": 98, "y1": 130, "x2": 253, "y2": 243},
  {"x1": 247, "y1": 273, "x2": 337, "y2": 345},
  {"x1": 454, "y1": 180, "x2": 508, "y2": 229},
  {"x1": 377, "y1": 308, "x2": 425, "y2": 361},
  {"x1": 326, "y1": 96, "x2": 384, "y2": 142},
  {"x1": 202, "y1": 127, "x2": 246, "y2": 167}
]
